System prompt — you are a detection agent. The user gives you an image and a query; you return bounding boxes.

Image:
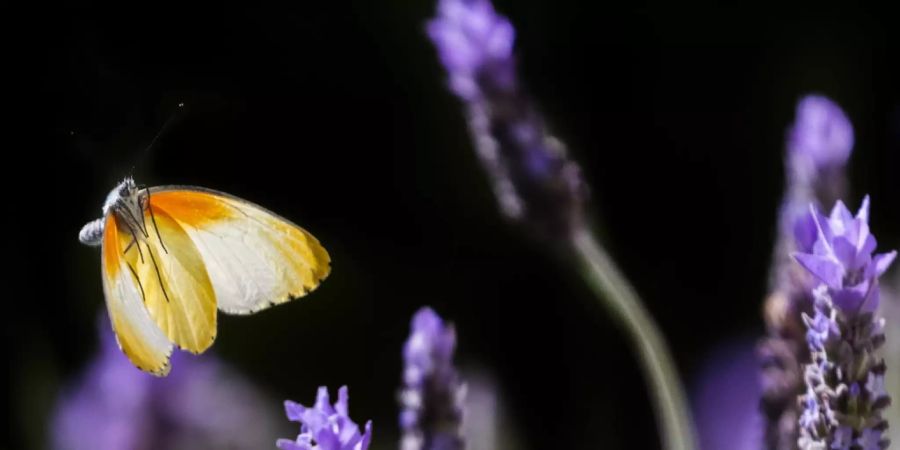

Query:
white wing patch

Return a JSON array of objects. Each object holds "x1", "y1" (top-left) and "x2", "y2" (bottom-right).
[{"x1": 189, "y1": 220, "x2": 294, "y2": 313}]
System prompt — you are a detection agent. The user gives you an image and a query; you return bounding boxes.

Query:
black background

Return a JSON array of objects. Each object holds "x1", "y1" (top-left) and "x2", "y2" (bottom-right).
[{"x1": 11, "y1": 2, "x2": 899, "y2": 449}]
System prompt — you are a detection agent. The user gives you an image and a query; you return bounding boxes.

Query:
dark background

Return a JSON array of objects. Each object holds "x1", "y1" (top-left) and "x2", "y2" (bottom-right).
[{"x1": 11, "y1": 2, "x2": 899, "y2": 449}]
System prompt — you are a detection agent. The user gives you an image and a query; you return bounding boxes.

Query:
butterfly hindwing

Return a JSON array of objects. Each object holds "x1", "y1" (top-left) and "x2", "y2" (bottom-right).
[
  {"x1": 147, "y1": 187, "x2": 331, "y2": 315},
  {"x1": 101, "y1": 214, "x2": 174, "y2": 375}
]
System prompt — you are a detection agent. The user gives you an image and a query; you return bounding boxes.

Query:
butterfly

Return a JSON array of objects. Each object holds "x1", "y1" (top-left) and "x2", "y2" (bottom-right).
[{"x1": 79, "y1": 177, "x2": 331, "y2": 376}]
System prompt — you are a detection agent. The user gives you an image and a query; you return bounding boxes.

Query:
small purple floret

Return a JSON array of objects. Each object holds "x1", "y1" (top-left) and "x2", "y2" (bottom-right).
[{"x1": 277, "y1": 386, "x2": 372, "y2": 450}]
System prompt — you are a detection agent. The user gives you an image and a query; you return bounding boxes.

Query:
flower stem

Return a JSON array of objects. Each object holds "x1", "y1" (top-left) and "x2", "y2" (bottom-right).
[{"x1": 570, "y1": 227, "x2": 697, "y2": 450}]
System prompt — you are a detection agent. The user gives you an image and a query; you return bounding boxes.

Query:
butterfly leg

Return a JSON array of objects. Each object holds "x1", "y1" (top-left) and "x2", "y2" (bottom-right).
[
  {"x1": 120, "y1": 220, "x2": 145, "y2": 264},
  {"x1": 144, "y1": 188, "x2": 169, "y2": 254},
  {"x1": 146, "y1": 246, "x2": 170, "y2": 303}
]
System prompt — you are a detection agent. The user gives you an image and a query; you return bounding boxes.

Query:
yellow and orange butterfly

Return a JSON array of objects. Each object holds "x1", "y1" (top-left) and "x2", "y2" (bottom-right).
[{"x1": 79, "y1": 177, "x2": 330, "y2": 376}]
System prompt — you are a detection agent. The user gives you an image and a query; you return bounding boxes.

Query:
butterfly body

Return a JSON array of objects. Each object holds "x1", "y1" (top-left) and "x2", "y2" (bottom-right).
[{"x1": 80, "y1": 178, "x2": 330, "y2": 375}]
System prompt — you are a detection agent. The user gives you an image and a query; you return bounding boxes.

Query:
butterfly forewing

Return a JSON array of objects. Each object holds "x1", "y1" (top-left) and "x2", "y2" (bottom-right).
[{"x1": 147, "y1": 187, "x2": 331, "y2": 315}]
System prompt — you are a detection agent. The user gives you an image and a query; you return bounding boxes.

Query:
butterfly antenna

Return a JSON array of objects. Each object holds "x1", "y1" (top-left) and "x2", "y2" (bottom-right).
[{"x1": 136, "y1": 102, "x2": 186, "y2": 166}]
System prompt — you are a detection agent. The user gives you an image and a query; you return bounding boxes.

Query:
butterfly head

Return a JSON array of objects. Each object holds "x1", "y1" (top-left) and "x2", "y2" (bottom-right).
[{"x1": 103, "y1": 177, "x2": 138, "y2": 215}]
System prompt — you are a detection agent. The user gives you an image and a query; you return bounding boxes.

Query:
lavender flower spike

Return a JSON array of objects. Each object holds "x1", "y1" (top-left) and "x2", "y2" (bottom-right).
[
  {"x1": 399, "y1": 307, "x2": 465, "y2": 450},
  {"x1": 428, "y1": 0, "x2": 588, "y2": 238},
  {"x1": 760, "y1": 94, "x2": 855, "y2": 450},
  {"x1": 794, "y1": 197, "x2": 895, "y2": 449},
  {"x1": 277, "y1": 386, "x2": 372, "y2": 450}
]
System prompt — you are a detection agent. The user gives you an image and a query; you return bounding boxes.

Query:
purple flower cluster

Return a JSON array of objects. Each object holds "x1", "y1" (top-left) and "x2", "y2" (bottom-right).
[
  {"x1": 399, "y1": 307, "x2": 465, "y2": 450},
  {"x1": 277, "y1": 386, "x2": 372, "y2": 450},
  {"x1": 794, "y1": 197, "x2": 896, "y2": 313},
  {"x1": 428, "y1": 0, "x2": 588, "y2": 239},
  {"x1": 52, "y1": 317, "x2": 279, "y2": 450},
  {"x1": 794, "y1": 198, "x2": 895, "y2": 449},
  {"x1": 427, "y1": 0, "x2": 515, "y2": 101}
]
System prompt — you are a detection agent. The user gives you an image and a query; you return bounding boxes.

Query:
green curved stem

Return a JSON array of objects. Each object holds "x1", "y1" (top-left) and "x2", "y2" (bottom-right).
[{"x1": 570, "y1": 227, "x2": 698, "y2": 450}]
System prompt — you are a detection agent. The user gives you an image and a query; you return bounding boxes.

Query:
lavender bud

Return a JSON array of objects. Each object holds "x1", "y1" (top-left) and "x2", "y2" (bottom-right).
[
  {"x1": 788, "y1": 95, "x2": 854, "y2": 176},
  {"x1": 399, "y1": 307, "x2": 465, "y2": 450}
]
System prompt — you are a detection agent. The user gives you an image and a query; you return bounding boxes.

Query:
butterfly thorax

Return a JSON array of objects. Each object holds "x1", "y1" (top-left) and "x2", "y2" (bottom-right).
[{"x1": 79, "y1": 177, "x2": 148, "y2": 247}]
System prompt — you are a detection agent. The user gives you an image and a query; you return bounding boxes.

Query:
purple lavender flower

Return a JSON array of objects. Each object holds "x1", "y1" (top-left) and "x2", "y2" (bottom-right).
[
  {"x1": 760, "y1": 94, "x2": 856, "y2": 450},
  {"x1": 794, "y1": 197, "x2": 895, "y2": 449},
  {"x1": 399, "y1": 307, "x2": 465, "y2": 450},
  {"x1": 52, "y1": 316, "x2": 280, "y2": 450},
  {"x1": 277, "y1": 386, "x2": 372, "y2": 450},
  {"x1": 428, "y1": 0, "x2": 588, "y2": 239},
  {"x1": 430, "y1": 4, "x2": 699, "y2": 448}
]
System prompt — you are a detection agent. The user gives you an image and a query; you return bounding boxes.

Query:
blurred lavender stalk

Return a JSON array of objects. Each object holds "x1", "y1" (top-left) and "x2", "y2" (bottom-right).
[
  {"x1": 52, "y1": 316, "x2": 281, "y2": 450},
  {"x1": 426, "y1": 1, "x2": 696, "y2": 449},
  {"x1": 277, "y1": 386, "x2": 372, "y2": 450},
  {"x1": 885, "y1": 272, "x2": 900, "y2": 446},
  {"x1": 461, "y1": 368, "x2": 524, "y2": 450},
  {"x1": 759, "y1": 95, "x2": 855, "y2": 449},
  {"x1": 793, "y1": 197, "x2": 895, "y2": 448},
  {"x1": 399, "y1": 307, "x2": 465, "y2": 450}
]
